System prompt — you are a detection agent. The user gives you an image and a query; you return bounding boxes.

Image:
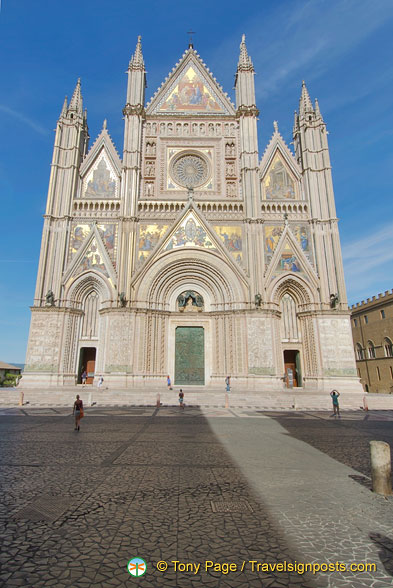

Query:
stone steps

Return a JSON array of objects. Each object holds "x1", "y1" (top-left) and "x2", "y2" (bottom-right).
[{"x1": 1, "y1": 386, "x2": 391, "y2": 410}]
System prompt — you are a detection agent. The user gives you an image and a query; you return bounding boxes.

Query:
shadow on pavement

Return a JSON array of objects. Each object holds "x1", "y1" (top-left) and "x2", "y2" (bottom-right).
[
  {"x1": 0, "y1": 407, "x2": 321, "y2": 587},
  {"x1": 369, "y1": 532, "x2": 393, "y2": 577}
]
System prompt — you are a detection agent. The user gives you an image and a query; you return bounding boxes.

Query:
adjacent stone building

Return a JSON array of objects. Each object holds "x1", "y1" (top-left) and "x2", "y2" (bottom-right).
[
  {"x1": 351, "y1": 290, "x2": 393, "y2": 393},
  {"x1": 23, "y1": 36, "x2": 362, "y2": 394}
]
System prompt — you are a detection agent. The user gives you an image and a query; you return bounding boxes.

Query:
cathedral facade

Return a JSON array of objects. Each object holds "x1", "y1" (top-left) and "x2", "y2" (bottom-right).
[{"x1": 23, "y1": 36, "x2": 362, "y2": 393}]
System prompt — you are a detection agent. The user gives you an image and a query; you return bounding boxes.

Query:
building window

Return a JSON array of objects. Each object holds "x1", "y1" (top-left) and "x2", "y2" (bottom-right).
[
  {"x1": 364, "y1": 315, "x2": 368, "y2": 324},
  {"x1": 367, "y1": 341, "x2": 376, "y2": 359},
  {"x1": 356, "y1": 343, "x2": 364, "y2": 360},
  {"x1": 376, "y1": 366, "x2": 381, "y2": 381},
  {"x1": 381, "y1": 310, "x2": 386, "y2": 319},
  {"x1": 354, "y1": 318, "x2": 358, "y2": 327},
  {"x1": 384, "y1": 338, "x2": 393, "y2": 357}
]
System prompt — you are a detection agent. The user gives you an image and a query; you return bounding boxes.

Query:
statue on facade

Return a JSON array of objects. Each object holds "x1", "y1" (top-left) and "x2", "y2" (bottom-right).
[
  {"x1": 45, "y1": 290, "x2": 55, "y2": 306},
  {"x1": 177, "y1": 291, "x2": 204, "y2": 310},
  {"x1": 255, "y1": 293, "x2": 262, "y2": 308},
  {"x1": 119, "y1": 292, "x2": 127, "y2": 307},
  {"x1": 330, "y1": 293, "x2": 339, "y2": 309},
  {"x1": 178, "y1": 293, "x2": 186, "y2": 308}
]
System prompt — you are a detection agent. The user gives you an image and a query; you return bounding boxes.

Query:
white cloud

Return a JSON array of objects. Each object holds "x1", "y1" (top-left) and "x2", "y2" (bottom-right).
[
  {"x1": 0, "y1": 104, "x2": 48, "y2": 136},
  {"x1": 342, "y1": 222, "x2": 393, "y2": 302},
  {"x1": 210, "y1": 0, "x2": 393, "y2": 100}
]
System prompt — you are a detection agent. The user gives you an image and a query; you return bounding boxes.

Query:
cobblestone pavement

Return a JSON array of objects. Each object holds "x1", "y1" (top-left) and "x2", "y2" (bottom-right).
[{"x1": 0, "y1": 407, "x2": 392, "y2": 587}]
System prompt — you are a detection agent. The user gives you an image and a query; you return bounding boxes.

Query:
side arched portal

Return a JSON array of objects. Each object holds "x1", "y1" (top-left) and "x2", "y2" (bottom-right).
[{"x1": 271, "y1": 276, "x2": 319, "y2": 387}]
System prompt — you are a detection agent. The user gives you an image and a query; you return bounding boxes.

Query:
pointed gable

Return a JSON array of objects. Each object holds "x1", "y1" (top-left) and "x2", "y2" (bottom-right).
[
  {"x1": 64, "y1": 224, "x2": 117, "y2": 285},
  {"x1": 264, "y1": 223, "x2": 317, "y2": 287},
  {"x1": 146, "y1": 49, "x2": 235, "y2": 116},
  {"x1": 134, "y1": 202, "x2": 247, "y2": 286},
  {"x1": 260, "y1": 124, "x2": 302, "y2": 200},
  {"x1": 79, "y1": 123, "x2": 122, "y2": 199}
]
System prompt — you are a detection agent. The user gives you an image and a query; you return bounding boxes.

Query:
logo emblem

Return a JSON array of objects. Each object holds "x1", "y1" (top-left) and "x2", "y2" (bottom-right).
[{"x1": 127, "y1": 557, "x2": 147, "y2": 577}]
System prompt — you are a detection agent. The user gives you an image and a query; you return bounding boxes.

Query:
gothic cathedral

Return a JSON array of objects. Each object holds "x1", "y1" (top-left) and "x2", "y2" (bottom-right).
[{"x1": 23, "y1": 36, "x2": 362, "y2": 394}]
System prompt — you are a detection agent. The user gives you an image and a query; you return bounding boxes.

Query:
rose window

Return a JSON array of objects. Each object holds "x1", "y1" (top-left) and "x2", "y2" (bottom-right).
[{"x1": 171, "y1": 153, "x2": 209, "y2": 188}]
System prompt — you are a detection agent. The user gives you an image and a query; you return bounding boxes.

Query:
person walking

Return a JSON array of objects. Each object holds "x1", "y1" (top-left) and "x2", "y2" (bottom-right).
[
  {"x1": 330, "y1": 390, "x2": 340, "y2": 417},
  {"x1": 81, "y1": 370, "x2": 87, "y2": 386},
  {"x1": 97, "y1": 375, "x2": 104, "y2": 389},
  {"x1": 167, "y1": 375, "x2": 173, "y2": 391},
  {"x1": 225, "y1": 375, "x2": 231, "y2": 393},
  {"x1": 73, "y1": 394, "x2": 84, "y2": 431},
  {"x1": 179, "y1": 389, "x2": 185, "y2": 409}
]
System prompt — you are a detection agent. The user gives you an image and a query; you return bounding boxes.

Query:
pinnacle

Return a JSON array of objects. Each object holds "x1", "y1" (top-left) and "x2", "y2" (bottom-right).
[
  {"x1": 314, "y1": 97, "x2": 321, "y2": 117},
  {"x1": 69, "y1": 78, "x2": 83, "y2": 114},
  {"x1": 237, "y1": 33, "x2": 254, "y2": 72},
  {"x1": 130, "y1": 35, "x2": 145, "y2": 69},
  {"x1": 299, "y1": 80, "x2": 314, "y2": 115},
  {"x1": 60, "y1": 95, "x2": 68, "y2": 118}
]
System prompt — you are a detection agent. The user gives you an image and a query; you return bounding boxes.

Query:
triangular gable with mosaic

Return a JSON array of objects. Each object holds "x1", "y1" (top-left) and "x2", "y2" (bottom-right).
[
  {"x1": 63, "y1": 224, "x2": 117, "y2": 286},
  {"x1": 132, "y1": 202, "x2": 247, "y2": 285},
  {"x1": 260, "y1": 124, "x2": 302, "y2": 201},
  {"x1": 264, "y1": 224, "x2": 318, "y2": 287},
  {"x1": 146, "y1": 50, "x2": 235, "y2": 116},
  {"x1": 79, "y1": 124, "x2": 122, "y2": 199}
]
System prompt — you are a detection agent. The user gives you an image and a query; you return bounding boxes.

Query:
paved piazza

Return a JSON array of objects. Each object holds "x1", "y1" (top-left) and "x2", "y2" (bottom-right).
[{"x1": 1, "y1": 406, "x2": 393, "y2": 587}]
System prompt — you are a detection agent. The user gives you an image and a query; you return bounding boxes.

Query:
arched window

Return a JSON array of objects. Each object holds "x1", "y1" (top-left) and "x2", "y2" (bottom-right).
[
  {"x1": 356, "y1": 343, "x2": 364, "y2": 360},
  {"x1": 384, "y1": 337, "x2": 393, "y2": 357},
  {"x1": 81, "y1": 291, "x2": 99, "y2": 339},
  {"x1": 367, "y1": 340, "x2": 376, "y2": 359},
  {"x1": 280, "y1": 293, "x2": 299, "y2": 341}
]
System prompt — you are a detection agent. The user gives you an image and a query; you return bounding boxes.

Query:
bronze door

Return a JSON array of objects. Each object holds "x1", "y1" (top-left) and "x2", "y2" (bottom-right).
[{"x1": 175, "y1": 326, "x2": 205, "y2": 385}]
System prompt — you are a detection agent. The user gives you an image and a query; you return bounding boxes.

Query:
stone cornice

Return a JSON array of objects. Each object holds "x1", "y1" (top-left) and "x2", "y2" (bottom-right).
[{"x1": 30, "y1": 306, "x2": 83, "y2": 316}]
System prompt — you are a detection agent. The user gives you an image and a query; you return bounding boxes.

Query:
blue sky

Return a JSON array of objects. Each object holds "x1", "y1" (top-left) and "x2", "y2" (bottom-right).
[{"x1": 1, "y1": 0, "x2": 392, "y2": 362}]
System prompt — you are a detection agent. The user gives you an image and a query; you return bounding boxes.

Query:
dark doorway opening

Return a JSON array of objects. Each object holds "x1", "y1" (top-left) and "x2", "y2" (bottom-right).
[
  {"x1": 283, "y1": 350, "x2": 302, "y2": 388},
  {"x1": 79, "y1": 347, "x2": 96, "y2": 384}
]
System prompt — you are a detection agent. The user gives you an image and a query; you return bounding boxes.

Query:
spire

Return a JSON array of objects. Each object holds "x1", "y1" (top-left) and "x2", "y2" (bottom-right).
[
  {"x1": 69, "y1": 78, "x2": 83, "y2": 114},
  {"x1": 130, "y1": 35, "x2": 144, "y2": 70},
  {"x1": 237, "y1": 34, "x2": 254, "y2": 72},
  {"x1": 299, "y1": 80, "x2": 314, "y2": 116}
]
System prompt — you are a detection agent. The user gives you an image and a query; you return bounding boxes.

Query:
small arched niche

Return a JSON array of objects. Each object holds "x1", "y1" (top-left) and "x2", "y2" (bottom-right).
[{"x1": 177, "y1": 290, "x2": 204, "y2": 312}]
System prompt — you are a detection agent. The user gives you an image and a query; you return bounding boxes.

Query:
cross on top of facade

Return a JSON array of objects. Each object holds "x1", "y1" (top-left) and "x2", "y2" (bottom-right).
[{"x1": 187, "y1": 30, "x2": 196, "y2": 48}]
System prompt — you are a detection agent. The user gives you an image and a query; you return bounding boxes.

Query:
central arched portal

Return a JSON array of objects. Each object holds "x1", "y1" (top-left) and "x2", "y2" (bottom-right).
[{"x1": 175, "y1": 326, "x2": 205, "y2": 385}]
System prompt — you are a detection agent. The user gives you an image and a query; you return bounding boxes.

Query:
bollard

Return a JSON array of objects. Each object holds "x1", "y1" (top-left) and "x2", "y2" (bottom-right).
[
  {"x1": 363, "y1": 395, "x2": 368, "y2": 411},
  {"x1": 370, "y1": 441, "x2": 392, "y2": 496},
  {"x1": 19, "y1": 391, "x2": 24, "y2": 406},
  {"x1": 156, "y1": 393, "x2": 161, "y2": 408}
]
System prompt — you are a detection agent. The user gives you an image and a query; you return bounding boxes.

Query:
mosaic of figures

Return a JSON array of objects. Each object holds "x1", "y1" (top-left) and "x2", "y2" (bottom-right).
[
  {"x1": 144, "y1": 121, "x2": 237, "y2": 137},
  {"x1": 70, "y1": 224, "x2": 116, "y2": 263},
  {"x1": 262, "y1": 154, "x2": 297, "y2": 200},
  {"x1": 214, "y1": 226, "x2": 242, "y2": 264},
  {"x1": 275, "y1": 241, "x2": 302, "y2": 274},
  {"x1": 158, "y1": 66, "x2": 225, "y2": 114},
  {"x1": 265, "y1": 225, "x2": 312, "y2": 267},
  {"x1": 83, "y1": 157, "x2": 118, "y2": 199},
  {"x1": 165, "y1": 216, "x2": 216, "y2": 251},
  {"x1": 137, "y1": 224, "x2": 169, "y2": 265},
  {"x1": 75, "y1": 238, "x2": 109, "y2": 278}
]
